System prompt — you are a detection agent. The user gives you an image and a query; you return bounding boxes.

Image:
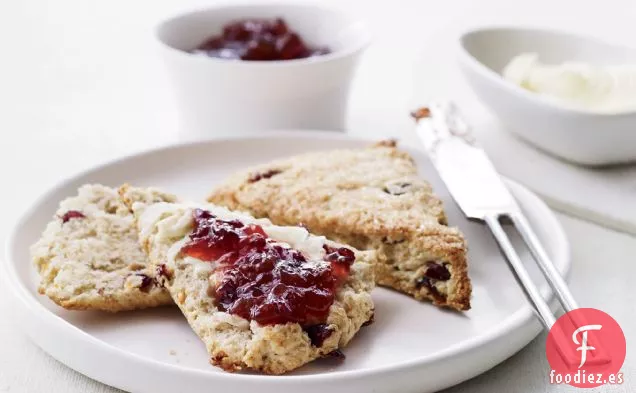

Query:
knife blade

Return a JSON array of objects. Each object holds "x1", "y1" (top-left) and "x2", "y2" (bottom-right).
[{"x1": 411, "y1": 102, "x2": 520, "y2": 220}]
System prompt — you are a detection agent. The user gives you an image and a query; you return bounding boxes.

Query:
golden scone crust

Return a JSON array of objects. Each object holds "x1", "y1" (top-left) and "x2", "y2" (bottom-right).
[
  {"x1": 208, "y1": 141, "x2": 471, "y2": 310},
  {"x1": 31, "y1": 184, "x2": 174, "y2": 312},
  {"x1": 120, "y1": 185, "x2": 375, "y2": 374}
]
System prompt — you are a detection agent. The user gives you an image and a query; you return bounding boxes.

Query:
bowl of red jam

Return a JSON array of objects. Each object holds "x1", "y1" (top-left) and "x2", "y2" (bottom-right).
[
  {"x1": 156, "y1": 4, "x2": 371, "y2": 139},
  {"x1": 191, "y1": 18, "x2": 331, "y2": 61}
]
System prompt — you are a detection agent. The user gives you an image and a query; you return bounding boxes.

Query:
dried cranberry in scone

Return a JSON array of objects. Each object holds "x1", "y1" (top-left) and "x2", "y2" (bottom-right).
[{"x1": 59, "y1": 210, "x2": 85, "y2": 223}]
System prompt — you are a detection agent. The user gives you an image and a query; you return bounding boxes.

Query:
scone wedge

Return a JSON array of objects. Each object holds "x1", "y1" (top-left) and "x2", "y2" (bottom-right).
[
  {"x1": 208, "y1": 141, "x2": 472, "y2": 311},
  {"x1": 119, "y1": 185, "x2": 375, "y2": 374},
  {"x1": 31, "y1": 184, "x2": 174, "y2": 312}
]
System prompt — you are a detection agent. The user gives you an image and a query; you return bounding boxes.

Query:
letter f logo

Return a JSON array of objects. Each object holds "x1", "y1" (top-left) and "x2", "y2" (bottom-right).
[{"x1": 572, "y1": 324, "x2": 602, "y2": 368}]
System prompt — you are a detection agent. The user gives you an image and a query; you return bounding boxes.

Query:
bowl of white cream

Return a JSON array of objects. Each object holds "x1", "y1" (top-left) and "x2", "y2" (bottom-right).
[
  {"x1": 458, "y1": 27, "x2": 636, "y2": 166},
  {"x1": 503, "y1": 53, "x2": 636, "y2": 114}
]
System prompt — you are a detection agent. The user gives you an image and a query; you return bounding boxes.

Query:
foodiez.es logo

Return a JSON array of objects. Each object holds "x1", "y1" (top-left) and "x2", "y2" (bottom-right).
[{"x1": 546, "y1": 308, "x2": 626, "y2": 388}]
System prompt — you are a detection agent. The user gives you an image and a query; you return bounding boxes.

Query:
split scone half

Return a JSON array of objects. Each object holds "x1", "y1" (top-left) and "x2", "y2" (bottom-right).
[
  {"x1": 208, "y1": 141, "x2": 472, "y2": 311},
  {"x1": 119, "y1": 185, "x2": 375, "y2": 374},
  {"x1": 31, "y1": 184, "x2": 174, "y2": 312}
]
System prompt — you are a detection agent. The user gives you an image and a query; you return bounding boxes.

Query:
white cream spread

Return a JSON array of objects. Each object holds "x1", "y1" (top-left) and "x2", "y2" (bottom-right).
[
  {"x1": 503, "y1": 53, "x2": 636, "y2": 113},
  {"x1": 139, "y1": 202, "x2": 328, "y2": 262}
]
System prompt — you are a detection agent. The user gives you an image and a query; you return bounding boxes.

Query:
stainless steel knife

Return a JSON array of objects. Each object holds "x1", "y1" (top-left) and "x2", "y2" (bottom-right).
[{"x1": 412, "y1": 102, "x2": 578, "y2": 328}]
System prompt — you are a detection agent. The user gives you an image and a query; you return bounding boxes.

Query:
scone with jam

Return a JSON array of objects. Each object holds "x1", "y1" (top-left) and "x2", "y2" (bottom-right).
[
  {"x1": 208, "y1": 141, "x2": 471, "y2": 311},
  {"x1": 119, "y1": 185, "x2": 375, "y2": 374},
  {"x1": 31, "y1": 184, "x2": 173, "y2": 312}
]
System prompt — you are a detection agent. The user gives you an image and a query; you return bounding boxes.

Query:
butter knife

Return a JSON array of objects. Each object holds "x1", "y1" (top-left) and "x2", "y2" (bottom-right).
[{"x1": 412, "y1": 102, "x2": 578, "y2": 328}]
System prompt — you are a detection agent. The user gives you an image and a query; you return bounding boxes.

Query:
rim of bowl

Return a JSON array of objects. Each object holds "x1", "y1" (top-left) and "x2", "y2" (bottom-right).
[
  {"x1": 155, "y1": 1, "x2": 373, "y2": 68},
  {"x1": 457, "y1": 25, "x2": 636, "y2": 118}
]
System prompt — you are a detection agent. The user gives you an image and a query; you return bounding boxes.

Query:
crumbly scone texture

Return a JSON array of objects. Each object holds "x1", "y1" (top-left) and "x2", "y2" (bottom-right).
[
  {"x1": 119, "y1": 185, "x2": 375, "y2": 375},
  {"x1": 31, "y1": 184, "x2": 175, "y2": 312},
  {"x1": 208, "y1": 141, "x2": 471, "y2": 311}
]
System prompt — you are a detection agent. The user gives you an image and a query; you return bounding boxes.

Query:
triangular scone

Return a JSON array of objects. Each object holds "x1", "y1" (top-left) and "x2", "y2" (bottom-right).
[
  {"x1": 208, "y1": 141, "x2": 471, "y2": 311},
  {"x1": 119, "y1": 185, "x2": 374, "y2": 374},
  {"x1": 31, "y1": 184, "x2": 174, "y2": 312}
]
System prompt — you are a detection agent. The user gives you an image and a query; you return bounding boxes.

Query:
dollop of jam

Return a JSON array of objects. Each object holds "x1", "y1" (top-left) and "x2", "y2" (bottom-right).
[
  {"x1": 192, "y1": 18, "x2": 329, "y2": 61},
  {"x1": 181, "y1": 209, "x2": 354, "y2": 326}
]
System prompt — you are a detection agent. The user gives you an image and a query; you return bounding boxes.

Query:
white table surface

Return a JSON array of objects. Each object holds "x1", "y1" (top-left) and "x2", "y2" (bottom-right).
[{"x1": 0, "y1": 0, "x2": 634, "y2": 392}]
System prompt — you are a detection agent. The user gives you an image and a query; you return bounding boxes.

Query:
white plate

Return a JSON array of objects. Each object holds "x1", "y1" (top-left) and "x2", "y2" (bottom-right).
[{"x1": 3, "y1": 132, "x2": 569, "y2": 393}]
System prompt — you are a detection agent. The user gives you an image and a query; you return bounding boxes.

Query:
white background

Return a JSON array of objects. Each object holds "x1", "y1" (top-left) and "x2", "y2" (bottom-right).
[{"x1": 0, "y1": 0, "x2": 634, "y2": 392}]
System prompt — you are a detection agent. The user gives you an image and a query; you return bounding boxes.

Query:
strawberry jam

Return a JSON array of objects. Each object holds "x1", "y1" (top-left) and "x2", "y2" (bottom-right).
[
  {"x1": 192, "y1": 18, "x2": 329, "y2": 61},
  {"x1": 181, "y1": 209, "x2": 354, "y2": 326}
]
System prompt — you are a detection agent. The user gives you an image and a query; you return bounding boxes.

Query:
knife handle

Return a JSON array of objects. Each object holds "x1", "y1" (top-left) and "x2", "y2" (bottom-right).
[
  {"x1": 484, "y1": 214, "x2": 557, "y2": 328},
  {"x1": 485, "y1": 213, "x2": 603, "y2": 367},
  {"x1": 509, "y1": 213, "x2": 579, "y2": 312}
]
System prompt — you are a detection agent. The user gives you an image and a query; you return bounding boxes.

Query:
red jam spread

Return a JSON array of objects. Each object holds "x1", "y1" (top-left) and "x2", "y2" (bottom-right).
[
  {"x1": 192, "y1": 18, "x2": 330, "y2": 61},
  {"x1": 181, "y1": 209, "x2": 354, "y2": 326}
]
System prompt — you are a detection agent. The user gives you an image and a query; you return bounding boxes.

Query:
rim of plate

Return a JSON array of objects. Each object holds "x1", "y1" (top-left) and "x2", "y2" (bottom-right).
[{"x1": 2, "y1": 131, "x2": 570, "y2": 383}]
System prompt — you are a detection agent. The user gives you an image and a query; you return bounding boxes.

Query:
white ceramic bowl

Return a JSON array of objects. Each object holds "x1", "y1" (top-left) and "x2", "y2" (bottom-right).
[
  {"x1": 458, "y1": 27, "x2": 636, "y2": 166},
  {"x1": 156, "y1": 3, "x2": 371, "y2": 139}
]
